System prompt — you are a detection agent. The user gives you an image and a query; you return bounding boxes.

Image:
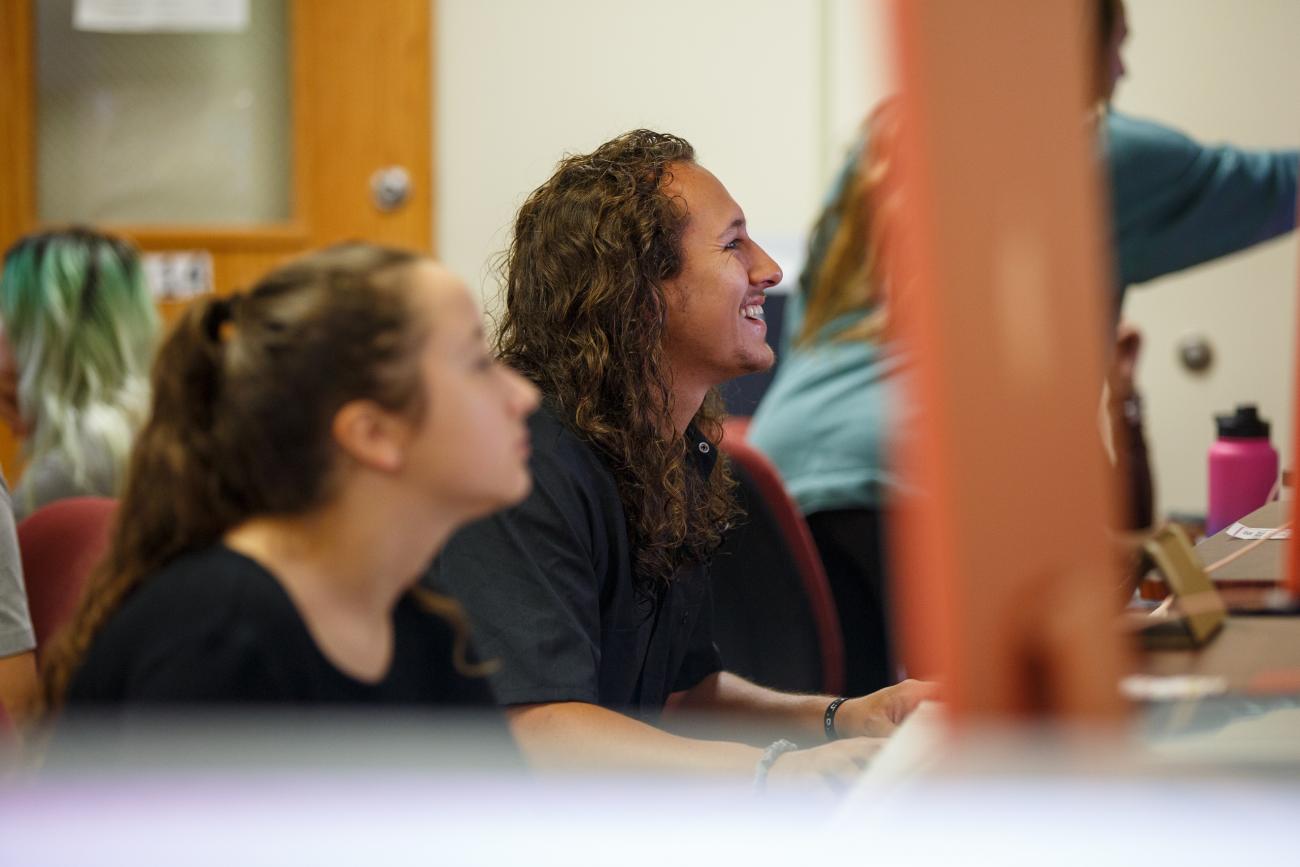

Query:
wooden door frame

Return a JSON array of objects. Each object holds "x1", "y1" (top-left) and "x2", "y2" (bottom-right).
[
  {"x1": 0, "y1": 0, "x2": 435, "y2": 258},
  {"x1": 0, "y1": 0, "x2": 37, "y2": 253}
]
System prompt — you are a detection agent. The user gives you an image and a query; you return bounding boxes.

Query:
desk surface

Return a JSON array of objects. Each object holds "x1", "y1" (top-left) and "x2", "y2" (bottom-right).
[
  {"x1": 1195, "y1": 500, "x2": 1290, "y2": 583},
  {"x1": 1140, "y1": 615, "x2": 1300, "y2": 693},
  {"x1": 1140, "y1": 503, "x2": 1300, "y2": 693}
]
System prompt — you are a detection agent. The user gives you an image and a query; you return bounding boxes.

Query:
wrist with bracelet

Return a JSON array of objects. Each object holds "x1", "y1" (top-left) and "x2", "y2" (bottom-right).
[
  {"x1": 823, "y1": 696, "x2": 848, "y2": 741},
  {"x1": 752, "y1": 738, "x2": 799, "y2": 793}
]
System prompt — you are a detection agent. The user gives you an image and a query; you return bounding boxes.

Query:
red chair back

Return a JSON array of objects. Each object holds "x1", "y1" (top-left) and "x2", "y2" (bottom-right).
[
  {"x1": 716, "y1": 420, "x2": 845, "y2": 695},
  {"x1": 17, "y1": 497, "x2": 118, "y2": 653}
]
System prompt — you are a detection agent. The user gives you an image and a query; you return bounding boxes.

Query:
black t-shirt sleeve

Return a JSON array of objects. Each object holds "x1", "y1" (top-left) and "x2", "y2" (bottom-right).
[{"x1": 426, "y1": 444, "x2": 607, "y2": 706}]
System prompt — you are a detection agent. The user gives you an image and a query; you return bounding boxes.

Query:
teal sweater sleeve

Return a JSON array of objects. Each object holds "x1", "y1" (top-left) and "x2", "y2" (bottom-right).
[{"x1": 1106, "y1": 111, "x2": 1299, "y2": 290}]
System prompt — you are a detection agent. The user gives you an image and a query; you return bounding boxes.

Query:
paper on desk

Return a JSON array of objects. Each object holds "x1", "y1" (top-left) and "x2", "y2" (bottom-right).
[
  {"x1": 1225, "y1": 522, "x2": 1292, "y2": 541},
  {"x1": 1120, "y1": 674, "x2": 1228, "y2": 702}
]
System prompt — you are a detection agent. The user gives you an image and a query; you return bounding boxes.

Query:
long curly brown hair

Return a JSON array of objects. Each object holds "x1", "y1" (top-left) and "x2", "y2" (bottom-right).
[{"x1": 495, "y1": 129, "x2": 737, "y2": 592}]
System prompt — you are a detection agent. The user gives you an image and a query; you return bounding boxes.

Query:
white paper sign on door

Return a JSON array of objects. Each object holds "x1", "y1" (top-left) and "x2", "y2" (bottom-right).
[
  {"x1": 74, "y1": 0, "x2": 249, "y2": 33},
  {"x1": 142, "y1": 251, "x2": 214, "y2": 301}
]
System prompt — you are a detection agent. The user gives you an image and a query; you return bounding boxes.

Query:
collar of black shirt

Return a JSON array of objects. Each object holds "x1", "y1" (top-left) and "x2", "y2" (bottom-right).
[{"x1": 683, "y1": 423, "x2": 718, "y2": 477}]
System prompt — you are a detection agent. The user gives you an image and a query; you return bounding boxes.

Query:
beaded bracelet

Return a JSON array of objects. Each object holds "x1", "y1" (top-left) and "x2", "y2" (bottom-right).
[{"x1": 752, "y1": 738, "x2": 799, "y2": 793}]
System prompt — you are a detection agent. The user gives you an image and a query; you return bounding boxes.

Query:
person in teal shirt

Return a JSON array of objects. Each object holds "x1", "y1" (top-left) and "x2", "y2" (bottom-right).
[{"x1": 748, "y1": 0, "x2": 1299, "y2": 695}]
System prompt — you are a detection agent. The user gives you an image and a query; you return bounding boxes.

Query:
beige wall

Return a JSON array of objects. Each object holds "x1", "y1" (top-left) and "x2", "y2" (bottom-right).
[
  {"x1": 1116, "y1": 0, "x2": 1300, "y2": 516},
  {"x1": 434, "y1": 0, "x2": 893, "y2": 307}
]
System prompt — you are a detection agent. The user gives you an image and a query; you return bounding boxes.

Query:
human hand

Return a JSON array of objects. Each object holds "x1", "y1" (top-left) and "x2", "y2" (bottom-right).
[
  {"x1": 765, "y1": 737, "x2": 884, "y2": 795},
  {"x1": 834, "y1": 679, "x2": 938, "y2": 737}
]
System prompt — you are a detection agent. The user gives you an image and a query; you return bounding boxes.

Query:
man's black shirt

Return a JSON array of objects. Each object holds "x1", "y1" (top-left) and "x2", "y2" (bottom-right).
[{"x1": 425, "y1": 404, "x2": 724, "y2": 719}]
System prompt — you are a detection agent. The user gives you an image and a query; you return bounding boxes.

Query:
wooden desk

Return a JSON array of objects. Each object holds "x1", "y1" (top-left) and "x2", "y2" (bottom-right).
[
  {"x1": 1198, "y1": 500, "x2": 1298, "y2": 610},
  {"x1": 1140, "y1": 616, "x2": 1300, "y2": 693},
  {"x1": 1137, "y1": 503, "x2": 1300, "y2": 693},
  {"x1": 1194, "y1": 500, "x2": 1289, "y2": 584}
]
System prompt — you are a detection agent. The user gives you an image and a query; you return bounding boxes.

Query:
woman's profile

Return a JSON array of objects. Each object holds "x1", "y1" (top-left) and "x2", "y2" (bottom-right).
[{"x1": 42, "y1": 243, "x2": 538, "y2": 718}]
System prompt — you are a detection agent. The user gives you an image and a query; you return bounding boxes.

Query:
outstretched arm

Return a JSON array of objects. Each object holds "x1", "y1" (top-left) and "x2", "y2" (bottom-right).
[
  {"x1": 1107, "y1": 112, "x2": 1299, "y2": 288},
  {"x1": 506, "y1": 699, "x2": 884, "y2": 791},
  {"x1": 665, "y1": 671, "x2": 936, "y2": 744}
]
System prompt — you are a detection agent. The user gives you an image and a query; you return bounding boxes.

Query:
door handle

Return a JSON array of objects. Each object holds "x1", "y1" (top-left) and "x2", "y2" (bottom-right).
[
  {"x1": 1178, "y1": 333, "x2": 1214, "y2": 374},
  {"x1": 370, "y1": 166, "x2": 411, "y2": 212}
]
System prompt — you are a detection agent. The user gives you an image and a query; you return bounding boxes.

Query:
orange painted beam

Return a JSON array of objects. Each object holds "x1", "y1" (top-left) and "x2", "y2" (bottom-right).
[
  {"x1": 884, "y1": 0, "x2": 1128, "y2": 722},
  {"x1": 1288, "y1": 193, "x2": 1300, "y2": 600}
]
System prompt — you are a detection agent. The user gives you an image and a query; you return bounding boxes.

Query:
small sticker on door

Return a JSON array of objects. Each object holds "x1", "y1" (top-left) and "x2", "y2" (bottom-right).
[{"x1": 142, "y1": 250, "x2": 214, "y2": 301}]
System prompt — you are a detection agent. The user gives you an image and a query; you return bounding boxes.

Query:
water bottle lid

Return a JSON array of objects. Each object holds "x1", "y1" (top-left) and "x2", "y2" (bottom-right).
[{"x1": 1215, "y1": 404, "x2": 1270, "y2": 439}]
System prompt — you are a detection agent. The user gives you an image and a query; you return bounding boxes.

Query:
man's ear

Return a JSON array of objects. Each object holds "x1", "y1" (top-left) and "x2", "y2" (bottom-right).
[{"x1": 332, "y1": 399, "x2": 409, "y2": 473}]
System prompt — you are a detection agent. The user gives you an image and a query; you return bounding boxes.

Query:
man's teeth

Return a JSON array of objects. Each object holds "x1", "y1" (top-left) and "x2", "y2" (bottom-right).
[{"x1": 742, "y1": 304, "x2": 765, "y2": 321}]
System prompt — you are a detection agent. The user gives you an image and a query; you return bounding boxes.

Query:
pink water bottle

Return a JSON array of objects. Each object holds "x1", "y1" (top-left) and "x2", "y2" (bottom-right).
[{"x1": 1206, "y1": 404, "x2": 1279, "y2": 536}]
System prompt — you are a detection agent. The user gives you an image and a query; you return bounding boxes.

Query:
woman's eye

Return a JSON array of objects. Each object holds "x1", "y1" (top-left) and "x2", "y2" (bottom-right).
[{"x1": 722, "y1": 239, "x2": 741, "y2": 251}]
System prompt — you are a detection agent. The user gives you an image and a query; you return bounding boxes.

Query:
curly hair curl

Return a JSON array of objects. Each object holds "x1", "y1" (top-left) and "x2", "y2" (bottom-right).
[{"x1": 495, "y1": 129, "x2": 737, "y2": 592}]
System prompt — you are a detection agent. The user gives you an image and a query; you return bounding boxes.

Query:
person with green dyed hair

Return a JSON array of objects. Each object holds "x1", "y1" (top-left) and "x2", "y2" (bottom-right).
[{"x1": 0, "y1": 227, "x2": 159, "y2": 518}]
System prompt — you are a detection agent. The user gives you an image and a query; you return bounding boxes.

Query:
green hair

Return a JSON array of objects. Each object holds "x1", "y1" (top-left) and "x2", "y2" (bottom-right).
[{"x1": 0, "y1": 228, "x2": 159, "y2": 502}]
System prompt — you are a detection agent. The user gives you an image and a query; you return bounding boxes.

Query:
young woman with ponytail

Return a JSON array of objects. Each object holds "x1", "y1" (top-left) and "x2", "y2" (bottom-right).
[{"x1": 41, "y1": 243, "x2": 538, "y2": 712}]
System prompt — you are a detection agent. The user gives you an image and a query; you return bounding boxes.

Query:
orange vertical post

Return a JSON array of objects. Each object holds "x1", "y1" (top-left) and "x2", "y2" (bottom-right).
[
  {"x1": 884, "y1": 0, "x2": 1128, "y2": 722},
  {"x1": 1288, "y1": 198, "x2": 1300, "y2": 601}
]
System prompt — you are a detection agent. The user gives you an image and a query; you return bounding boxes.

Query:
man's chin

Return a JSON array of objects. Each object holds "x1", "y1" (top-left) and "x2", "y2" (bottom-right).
[
  {"x1": 749, "y1": 348, "x2": 777, "y2": 375},
  {"x1": 724, "y1": 350, "x2": 776, "y2": 383}
]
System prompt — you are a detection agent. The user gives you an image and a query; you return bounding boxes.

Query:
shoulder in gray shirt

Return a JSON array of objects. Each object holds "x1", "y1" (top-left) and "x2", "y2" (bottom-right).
[{"x1": 0, "y1": 474, "x2": 36, "y2": 657}]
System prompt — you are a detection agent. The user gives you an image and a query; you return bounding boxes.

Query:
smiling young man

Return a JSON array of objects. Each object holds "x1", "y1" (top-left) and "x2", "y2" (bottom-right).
[{"x1": 425, "y1": 130, "x2": 930, "y2": 788}]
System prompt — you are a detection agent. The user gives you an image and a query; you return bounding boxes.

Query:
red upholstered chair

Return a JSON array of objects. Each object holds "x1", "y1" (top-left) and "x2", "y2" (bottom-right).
[
  {"x1": 17, "y1": 497, "x2": 118, "y2": 654},
  {"x1": 711, "y1": 419, "x2": 845, "y2": 696}
]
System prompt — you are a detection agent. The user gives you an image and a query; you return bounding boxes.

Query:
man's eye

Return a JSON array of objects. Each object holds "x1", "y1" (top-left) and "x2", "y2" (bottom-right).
[{"x1": 722, "y1": 239, "x2": 741, "y2": 251}]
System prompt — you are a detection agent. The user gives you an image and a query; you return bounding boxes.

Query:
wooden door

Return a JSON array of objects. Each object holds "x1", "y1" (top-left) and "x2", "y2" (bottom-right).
[{"x1": 0, "y1": 0, "x2": 434, "y2": 480}]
